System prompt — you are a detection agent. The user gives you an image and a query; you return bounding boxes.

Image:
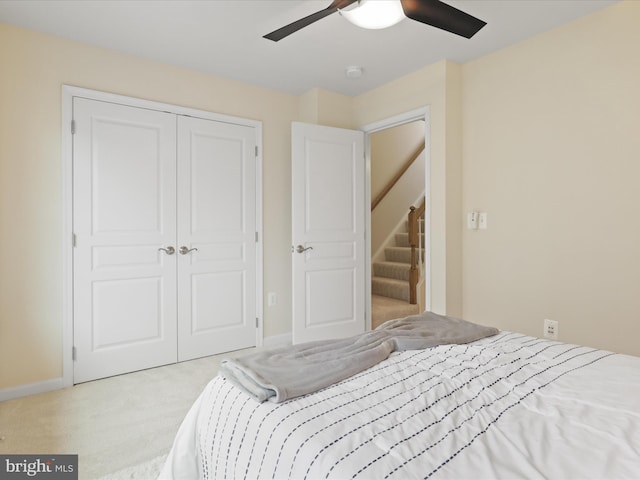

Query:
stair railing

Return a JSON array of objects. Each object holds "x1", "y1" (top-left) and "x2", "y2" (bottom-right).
[
  {"x1": 408, "y1": 197, "x2": 426, "y2": 305},
  {"x1": 371, "y1": 142, "x2": 425, "y2": 211}
]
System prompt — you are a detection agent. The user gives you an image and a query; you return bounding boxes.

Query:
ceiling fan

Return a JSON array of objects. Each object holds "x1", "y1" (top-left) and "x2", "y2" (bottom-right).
[{"x1": 264, "y1": 0, "x2": 487, "y2": 42}]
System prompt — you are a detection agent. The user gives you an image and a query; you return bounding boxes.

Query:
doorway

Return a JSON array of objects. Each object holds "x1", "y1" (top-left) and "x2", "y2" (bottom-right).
[{"x1": 363, "y1": 108, "x2": 430, "y2": 329}]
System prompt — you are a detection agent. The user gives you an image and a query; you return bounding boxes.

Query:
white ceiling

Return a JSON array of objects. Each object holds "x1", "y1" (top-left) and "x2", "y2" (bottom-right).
[{"x1": 0, "y1": 0, "x2": 619, "y2": 96}]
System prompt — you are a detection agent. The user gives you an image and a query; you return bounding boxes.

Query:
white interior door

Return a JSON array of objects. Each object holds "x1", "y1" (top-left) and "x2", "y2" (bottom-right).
[
  {"x1": 176, "y1": 116, "x2": 257, "y2": 361},
  {"x1": 292, "y1": 122, "x2": 366, "y2": 344},
  {"x1": 73, "y1": 98, "x2": 178, "y2": 383}
]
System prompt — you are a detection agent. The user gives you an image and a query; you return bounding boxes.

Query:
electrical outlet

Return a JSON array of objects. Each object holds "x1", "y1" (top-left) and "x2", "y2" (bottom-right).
[
  {"x1": 543, "y1": 319, "x2": 559, "y2": 340},
  {"x1": 267, "y1": 292, "x2": 277, "y2": 307}
]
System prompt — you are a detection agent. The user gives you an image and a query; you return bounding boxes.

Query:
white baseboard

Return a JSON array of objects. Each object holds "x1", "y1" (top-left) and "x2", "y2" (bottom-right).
[
  {"x1": 1, "y1": 334, "x2": 294, "y2": 402},
  {"x1": 262, "y1": 332, "x2": 292, "y2": 349},
  {"x1": 0, "y1": 377, "x2": 64, "y2": 403}
]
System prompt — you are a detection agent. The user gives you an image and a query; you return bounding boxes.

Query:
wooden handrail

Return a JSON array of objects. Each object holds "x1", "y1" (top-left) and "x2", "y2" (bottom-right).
[
  {"x1": 408, "y1": 197, "x2": 426, "y2": 305},
  {"x1": 371, "y1": 142, "x2": 425, "y2": 211}
]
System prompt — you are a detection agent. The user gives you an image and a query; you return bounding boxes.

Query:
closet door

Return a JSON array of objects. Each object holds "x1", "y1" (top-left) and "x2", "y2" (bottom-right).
[
  {"x1": 176, "y1": 116, "x2": 257, "y2": 361},
  {"x1": 73, "y1": 98, "x2": 178, "y2": 383}
]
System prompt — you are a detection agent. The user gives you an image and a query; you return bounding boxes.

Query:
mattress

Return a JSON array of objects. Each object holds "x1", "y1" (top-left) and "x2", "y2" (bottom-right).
[{"x1": 160, "y1": 331, "x2": 640, "y2": 479}]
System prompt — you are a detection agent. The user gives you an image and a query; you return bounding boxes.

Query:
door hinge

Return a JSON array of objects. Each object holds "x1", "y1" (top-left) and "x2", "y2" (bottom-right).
[
  {"x1": 72, "y1": 346, "x2": 77, "y2": 361},
  {"x1": 255, "y1": 231, "x2": 258, "y2": 242},
  {"x1": 72, "y1": 233, "x2": 77, "y2": 247},
  {"x1": 256, "y1": 317, "x2": 259, "y2": 328},
  {"x1": 71, "y1": 120, "x2": 76, "y2": 135},
  {"x1": 255, "y1": 146, "x2": 258, "y2": 157}
]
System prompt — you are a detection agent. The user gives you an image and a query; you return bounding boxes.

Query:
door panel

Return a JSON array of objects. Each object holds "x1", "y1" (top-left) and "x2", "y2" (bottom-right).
[
  {"x1": 306, "y1": 269, "x2": 356, "y2": 326},
  {"x1": 73, "y1": 98, "x2": 177, "y2": 383},
  {"x1": 191, "y1": 271, "x2": 245, "y2": 331},
  {"x1": 292, "y1": 122, "x2": 365, "y2": 344},
  {"x1": 177, "y1": 116, "x2": 257, "y2": 361}
]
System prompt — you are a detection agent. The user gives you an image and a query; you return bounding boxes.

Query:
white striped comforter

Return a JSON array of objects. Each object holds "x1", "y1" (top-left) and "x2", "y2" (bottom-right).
[{"x1": 161, "y1": 332, "x2": 640, "y2": 479}]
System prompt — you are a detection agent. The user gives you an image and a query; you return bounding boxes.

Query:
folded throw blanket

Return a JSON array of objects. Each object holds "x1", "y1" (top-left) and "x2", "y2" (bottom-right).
[{"x1": 220, "y1": 311, "x2": 498, "y2": 403}]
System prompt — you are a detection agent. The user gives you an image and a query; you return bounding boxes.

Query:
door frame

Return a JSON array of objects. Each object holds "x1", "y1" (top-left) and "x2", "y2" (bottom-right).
[
  {"x1": 61, "y1": 85, "x2": 264, "y2": 387},
  {"x1": 361, "y1": 106, "x2": 431, "y2": 329}
]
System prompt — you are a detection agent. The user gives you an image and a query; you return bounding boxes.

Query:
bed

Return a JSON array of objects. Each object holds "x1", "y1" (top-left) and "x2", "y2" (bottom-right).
[{"x1": 160, "y1": 317, "x2": 640, "y2": 479}]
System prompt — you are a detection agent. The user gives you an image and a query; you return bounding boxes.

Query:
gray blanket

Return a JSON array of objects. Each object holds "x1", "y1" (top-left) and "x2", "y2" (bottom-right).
[{"x1": 220, "y1": 311, "x2": 498, "y2": 403}]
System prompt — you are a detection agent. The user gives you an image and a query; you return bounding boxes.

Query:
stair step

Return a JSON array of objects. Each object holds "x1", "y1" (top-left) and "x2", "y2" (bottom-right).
[
  {"x1": 395, "y1": 232, "x2": 426, "y2": 248},
  {"x1": 384, "y1": 246, "x2": 411, "y2": 263},
  {"x1": 372, "y1": 276, "x2": 410, "y2": 302},
  {"x1": 373, "y1": 261, "x2": 411, "y2": 281},
  {"x1": 384, "y1": 246, "x2": 425, "y2": 264}
]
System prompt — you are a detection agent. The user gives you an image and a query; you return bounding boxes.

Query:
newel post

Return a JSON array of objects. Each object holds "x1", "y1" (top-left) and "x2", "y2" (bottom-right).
[{"x1": 408, "y1": 206, "x2": 419, "y2": 305}]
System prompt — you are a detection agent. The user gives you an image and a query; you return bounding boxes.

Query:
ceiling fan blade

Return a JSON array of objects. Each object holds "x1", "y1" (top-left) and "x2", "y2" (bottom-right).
[
  {"x1": 264, "y1": 0, "x2": 357, "y2": 42},
  {"x1": 400, "y1": 0, "x2": 486, "y2": 39}
]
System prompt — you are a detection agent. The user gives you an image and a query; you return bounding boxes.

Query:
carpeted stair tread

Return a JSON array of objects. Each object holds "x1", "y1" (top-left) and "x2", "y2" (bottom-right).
[
  {"x1": 394, "y1": 232, "x2": 426, "y2": 248},
  {"x1": 373, "y1": 261, "x2": 411, "y2": 281},
  {"x1": 372, "y1": 276, "x2": 410, "y2": 302},
  {"x1": 384, "y1": 246, "x2": 424, "y2": 264}
]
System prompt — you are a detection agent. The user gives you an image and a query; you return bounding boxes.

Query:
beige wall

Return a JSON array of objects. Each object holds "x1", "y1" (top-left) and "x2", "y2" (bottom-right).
[
  {"x1": 298, "y1": 88, "x2": 355, "y2": 129},
  {"x1": 0, "y1": 23, "x2": 298, "y2": 389},
  {"x1": 461, "y1": 0, "x2": 640, "y2": 356},
  {"x1": 370, "y1": 122, "x2": 426, "y2": 260},
  {"x1": 354, "y1": 60, "x2": 464, "y2": 317},
  {"x1": 370, "y1": 121, "x2": 425, "y2": 201},
  {"x1": 4, "y1": 0, "x2": 636, "y2": 393}
]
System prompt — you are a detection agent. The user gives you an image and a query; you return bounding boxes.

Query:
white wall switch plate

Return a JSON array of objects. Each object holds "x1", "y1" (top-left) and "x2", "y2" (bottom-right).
[{"x1": 479, "y1": 212, "x2": 488, "y2": 230}]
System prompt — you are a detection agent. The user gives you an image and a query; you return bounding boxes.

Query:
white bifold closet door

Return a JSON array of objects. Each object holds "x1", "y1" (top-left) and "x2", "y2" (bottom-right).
[{"x1": 73, "y1": 98, "x2": 257, "y2": 384}]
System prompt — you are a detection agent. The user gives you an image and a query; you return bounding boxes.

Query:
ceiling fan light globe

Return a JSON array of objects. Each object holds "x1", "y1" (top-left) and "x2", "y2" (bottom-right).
[{"x1": 340, "y1": 0, "x2": 405, "y2": 30}]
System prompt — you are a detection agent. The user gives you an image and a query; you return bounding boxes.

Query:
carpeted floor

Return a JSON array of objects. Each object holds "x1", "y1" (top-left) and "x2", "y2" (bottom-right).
[
  {"x1": 371, "y1": 294, "x2": 420, "y2": 329},
  {"x1": 98, "y1": 454, "x2": 167, "y2": 479},
  {"x1": 0, "y1": 349, "x2": 256, "y2": 479},
  {"x1": 1, "y1": 312, "x2": 416, "y2": 478}
]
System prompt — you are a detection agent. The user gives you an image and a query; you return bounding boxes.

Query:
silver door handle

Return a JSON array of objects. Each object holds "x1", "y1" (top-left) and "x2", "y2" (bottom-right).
[
  {"x1": 158, "y1": 246, "x2": 175, "y2": 255},
  {"x1": 179, "y1": 246, "x2": 198, "y2": 255},
  {"x1": 295, "y1": 245, "x2": 313, "y2": 253}
]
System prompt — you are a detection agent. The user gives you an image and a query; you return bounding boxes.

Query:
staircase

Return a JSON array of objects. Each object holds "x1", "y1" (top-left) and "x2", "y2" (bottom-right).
[
  {"x1": 371, "y1": 220, "x2": 424, "y2": 328},
  {"x1": 370, "y1": 135, "x2": 426, "y2": 329}
]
